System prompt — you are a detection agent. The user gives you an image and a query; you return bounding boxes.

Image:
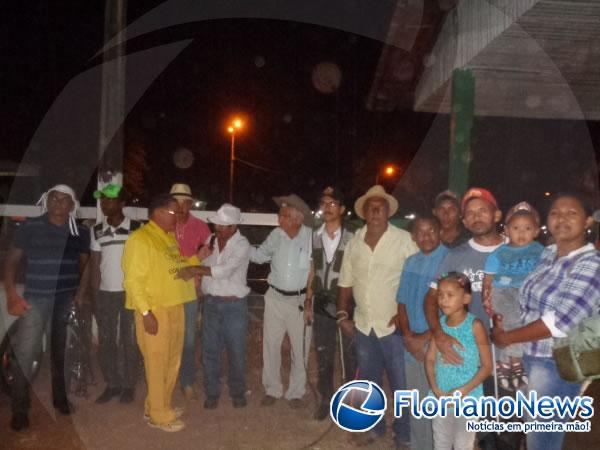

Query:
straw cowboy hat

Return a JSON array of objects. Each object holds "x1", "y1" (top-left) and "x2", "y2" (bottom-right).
[
  {"x1": 169, "y1": 183, "x2": 195, "y2": 201},
  {"x1": 354, "y1": 185, "x2": 399, "y2": 220},
  {"x1": 273, "y1": 194, "x2": 313, "y2": 227}
]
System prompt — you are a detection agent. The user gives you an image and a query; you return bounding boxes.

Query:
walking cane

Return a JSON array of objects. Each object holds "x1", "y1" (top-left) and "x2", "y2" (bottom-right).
[
  {"x1": 490, "y1": 317, "x2": 499, "y2": 402},
  {"x1": 489, "y1": 317, "x2": 501, "y2": 434},
  {"x1": 338, "y1": 326, "x2": 346, "y2": 382}
]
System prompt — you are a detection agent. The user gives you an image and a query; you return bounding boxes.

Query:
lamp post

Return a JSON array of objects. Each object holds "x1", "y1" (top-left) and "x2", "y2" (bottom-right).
[
  {"x1": 227, "y1": 118, "x2": 243, "y2": 203},
  {"x1": 375, "y1": 164, "x2": 397, "y2": 185}
]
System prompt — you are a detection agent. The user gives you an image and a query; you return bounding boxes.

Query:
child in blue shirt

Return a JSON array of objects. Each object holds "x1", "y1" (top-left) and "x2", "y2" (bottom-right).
[
  {"x1": 425, "y1": 272, "x2": 492, "y2": 450},
  {"x1": 483, "y1": 201, "x2": 544, "y2": 390}
]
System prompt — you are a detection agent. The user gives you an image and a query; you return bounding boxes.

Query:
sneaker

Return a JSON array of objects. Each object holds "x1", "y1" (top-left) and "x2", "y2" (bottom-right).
[
  {"x1": 204, "y1": 396, "x2": 219, "y2": 410},
  {"x1": 232, "y1": 396, "x2": 247, "y2": 408},
  {"x1": 496, "y1": 363, "x2": 513, "y2": 391},
  {"x1": 511, "y1": 362, "x2": 528, "y2": 389},
  {"x1": 10, "y1": 413, "x2": 29, "y2": 432},
  {"x1": 143, "y1": 406, "x2": 184, "y2": 422},
  {"x1": 260, "y1": 395, "x2": 277, "y2": 407},
  {"x1": 183, "y1": 385, "x2": 198, "y2": 402},
  {"x1": 147, "y1": 419, "x2": 185, "y2": 433},
  {"x1": 95, "y1": 387, "x2": 121, "y2": 404},
  {"x1": 120, "y1": 388, "x2": 135, "y2": 404}
]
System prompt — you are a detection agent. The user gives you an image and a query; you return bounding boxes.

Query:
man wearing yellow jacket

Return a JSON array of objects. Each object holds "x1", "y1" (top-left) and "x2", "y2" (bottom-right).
[{"x1": 122, "y1": 193, "x2": 196, "y2": 432}]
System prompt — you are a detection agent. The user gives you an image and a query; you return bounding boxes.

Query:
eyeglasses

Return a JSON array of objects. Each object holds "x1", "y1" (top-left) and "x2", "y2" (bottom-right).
[{"x1": 164, "y1": 209, "x2": 177, "y2": 215}]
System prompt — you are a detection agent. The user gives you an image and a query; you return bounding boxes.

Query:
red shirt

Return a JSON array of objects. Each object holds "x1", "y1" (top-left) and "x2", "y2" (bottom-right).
[{"x1": 175, "y1": 214, "x2": 211, "y2": 258}]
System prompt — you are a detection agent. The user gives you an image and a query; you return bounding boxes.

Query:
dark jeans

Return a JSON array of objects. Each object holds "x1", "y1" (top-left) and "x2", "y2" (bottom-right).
[
  {"x1": 313, "y1": 311, "x2": 356, "y2": 405},
  {"x1": 179, "y1": 299, "x2": 199, "y2": 389},
  {"x1": 202, "y1": 295, "x2": 248, "y2": 399},
  {"x1": 96, "y1": 290, "x2": 138, "y2": 389},
  {"x1": 11, "y1": 292, "x2": 72, "y2": 414},
  {"x1": 356, "y1": 328, "x2": 409, "y2": 444}
]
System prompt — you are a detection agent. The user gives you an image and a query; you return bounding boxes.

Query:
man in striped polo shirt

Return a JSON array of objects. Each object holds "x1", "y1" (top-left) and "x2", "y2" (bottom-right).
[
  {"x1": 90, "y1": 184, "x2": 142, "y2": 405},
  {"x1": 4, "y1": 184, "x2": 90, "y2": 431}
]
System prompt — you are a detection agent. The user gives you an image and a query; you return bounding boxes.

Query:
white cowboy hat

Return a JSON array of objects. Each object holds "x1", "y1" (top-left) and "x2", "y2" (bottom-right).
[
  {"x1": 208, "y1": 203, "x2": 242, "y2": 226},
  {"x1": 354, "y1": 185, "x2": 399, "y2": 220}
]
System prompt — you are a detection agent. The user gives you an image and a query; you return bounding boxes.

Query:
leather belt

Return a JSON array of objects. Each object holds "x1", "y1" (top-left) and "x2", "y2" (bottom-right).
[{"x1": 269, "y1": 284, "x2": 307, "y2": 297}]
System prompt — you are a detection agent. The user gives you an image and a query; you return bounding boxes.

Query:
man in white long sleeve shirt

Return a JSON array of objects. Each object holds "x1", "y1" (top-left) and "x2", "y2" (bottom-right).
[{"x1": 181, "y1": 204, "x2": 251, "y2": 410}]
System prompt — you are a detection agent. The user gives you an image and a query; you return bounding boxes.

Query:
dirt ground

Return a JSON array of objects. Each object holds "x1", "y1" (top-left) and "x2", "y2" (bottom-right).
[{"x1": 1, "y1": 299, "x2": 599, "y2": 450}]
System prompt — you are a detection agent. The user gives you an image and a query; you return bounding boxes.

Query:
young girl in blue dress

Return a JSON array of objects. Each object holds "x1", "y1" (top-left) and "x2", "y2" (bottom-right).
[{"x1": 425, "y1": 272, "x2": 493, "y2": 450}]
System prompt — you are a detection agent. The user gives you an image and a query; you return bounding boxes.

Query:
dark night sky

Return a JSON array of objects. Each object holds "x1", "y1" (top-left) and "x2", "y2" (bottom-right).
[
  {"x1": 2, "y1": 1, "x2": 437, "y2": 211},
  {"x1": 2, "y1": 1, "x2": 599, "y2": 216}
]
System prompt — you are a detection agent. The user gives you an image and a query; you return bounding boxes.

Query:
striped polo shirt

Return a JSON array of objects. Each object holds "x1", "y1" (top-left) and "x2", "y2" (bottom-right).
[
  {"x1": 14, "y1": 214, "x2": 90, "y2": 297},
  {"x1": 90, "y1": 217, "x2": 141, "y2": 292}
]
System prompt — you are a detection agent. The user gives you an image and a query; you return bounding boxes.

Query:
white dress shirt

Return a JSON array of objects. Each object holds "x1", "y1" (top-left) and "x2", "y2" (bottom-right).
[
  {"x1": 316, "y1": 224, "x2": 342, "y2": 264},
  {"x1": 201, "y1": 230, "x2": 251, "y2": 298}
]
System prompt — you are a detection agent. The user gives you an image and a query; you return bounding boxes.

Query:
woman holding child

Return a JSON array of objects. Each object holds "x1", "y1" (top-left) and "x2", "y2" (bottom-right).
[{"x1": 492, "y1": 192, "x2": 600, "y2": 450}]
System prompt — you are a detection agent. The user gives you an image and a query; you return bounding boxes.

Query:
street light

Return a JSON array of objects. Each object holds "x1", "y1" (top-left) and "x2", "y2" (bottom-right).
[
  {"x1": 376, "y1": 164, "x2": 398, "y2": 184},
  {"x1": 227, "y1": 118, "x2": 243, "y2": 203}
]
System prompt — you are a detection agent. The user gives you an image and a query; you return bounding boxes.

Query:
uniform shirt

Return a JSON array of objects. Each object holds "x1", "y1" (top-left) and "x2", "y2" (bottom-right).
[
  {"x1": 520, "y1": 243, "x2": 600, "y2": 358},
  {"x1": 90, "y1": 217, "x2": 140, "y2": 292},
  {"x1": 338, "y1": 224, "x2": 418, "y2": 337},
  {"x1": 175, "y1": 214, "x2": 211, "y2": 258},
  {"x1": 14, "y1": 214, "x2": 90, "y2": 297},
  {"x1": 201, "y1": 230, "x2": 251, "y2": 298},
  {"x1": 396, "y1": 244, "x2": 448, "y2": 363},
  {"x1": 250, "y1": 225, "x2": 312, "y2": 292},
  {"x1": 484, "y1": 241, "x2": 544, "y2": 288},
  {"x1": 122, "y1": 220, "x2": 196, "y2": 312}
]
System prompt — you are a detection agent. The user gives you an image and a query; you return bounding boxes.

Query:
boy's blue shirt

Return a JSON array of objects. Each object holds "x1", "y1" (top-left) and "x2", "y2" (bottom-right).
[
  {"x1": 396, "y1": 243, "x2": 448, "y2": 363},
  {"x1": 484, "y1": 241, "x2": 544, "y2": 288}
]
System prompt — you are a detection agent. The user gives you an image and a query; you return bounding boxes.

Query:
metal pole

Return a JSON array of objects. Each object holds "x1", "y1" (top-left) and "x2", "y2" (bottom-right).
[
  {"x1": 448, "y1": 68, "x2": 475, "y2": 195},
  {"x1": 99, "y1": 0, "x2": 126, "y2": 223},
  {"x1": 229, "y1": 133, "x2": 235, "y2": 203}
]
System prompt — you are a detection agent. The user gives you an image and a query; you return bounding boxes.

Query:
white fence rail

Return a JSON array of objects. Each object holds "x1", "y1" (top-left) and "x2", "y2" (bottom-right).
[{"x1": 0, "y1": 204, "x2": 279, "y2": 226}]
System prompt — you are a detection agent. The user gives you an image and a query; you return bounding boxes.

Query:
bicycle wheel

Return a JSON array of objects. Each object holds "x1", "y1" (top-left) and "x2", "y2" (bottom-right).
[{"x1": 0, "y1": 321, "x2": 44, "y2": 397}]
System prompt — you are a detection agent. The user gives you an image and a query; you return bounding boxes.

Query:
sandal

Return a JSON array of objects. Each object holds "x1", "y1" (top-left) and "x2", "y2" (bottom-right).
[
  {"x1": 496, "y1": 362, "x2": 513, "y2": 391},
  {"x1": 511, "y1": 362, "x2": 528, "y2": 390}
]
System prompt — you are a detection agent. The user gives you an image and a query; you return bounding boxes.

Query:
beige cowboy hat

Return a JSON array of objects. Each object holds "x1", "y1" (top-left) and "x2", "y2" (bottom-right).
[
  {"x1": 354, "y1": 185, "x2": 399, "y2": 220},
  {"x1": 169, "y1": 183, "x2": 195, "y2": 201},
  {"x1": 273, "y1": 194, "x2": 313, "y2": 227}
]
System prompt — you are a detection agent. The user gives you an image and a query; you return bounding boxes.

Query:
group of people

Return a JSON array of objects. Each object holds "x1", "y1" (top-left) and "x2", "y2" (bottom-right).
[{"x1": 4, "y1": 180, "x2": 600, "y2": 450}]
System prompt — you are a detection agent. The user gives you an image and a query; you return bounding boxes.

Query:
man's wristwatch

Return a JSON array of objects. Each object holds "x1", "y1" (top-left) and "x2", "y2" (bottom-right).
[{"x1": 142, "y1": 310, "x2": 151, "y2": 317}]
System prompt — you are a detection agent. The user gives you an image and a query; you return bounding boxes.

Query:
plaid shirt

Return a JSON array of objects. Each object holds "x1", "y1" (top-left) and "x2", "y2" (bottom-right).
[{"x1": 520, "y1": 243, "x2": 600, "y2": 357}]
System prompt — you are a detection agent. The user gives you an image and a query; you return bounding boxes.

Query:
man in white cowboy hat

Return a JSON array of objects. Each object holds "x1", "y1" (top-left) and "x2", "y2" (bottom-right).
[
  {"x1": 337, "y1": 185, "x2": 417, "y2": 448},
  {"x1": 4, "y1": 184, "x2": 90, "y2": 431},
  {"x1": 176, "y1": 204, "x2": 250, "y2": 410},
  {"x1": 250, "y1": 194, "x2": 313, "y2": 409},
  {"x1": 168, "y1": 183, "x2": 210, "y2": 401}
]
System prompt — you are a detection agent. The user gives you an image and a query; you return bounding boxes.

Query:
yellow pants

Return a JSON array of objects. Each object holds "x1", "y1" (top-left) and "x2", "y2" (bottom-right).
[{"x1": 135, "y1": 304, "x2": 184, "y2": 425}]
